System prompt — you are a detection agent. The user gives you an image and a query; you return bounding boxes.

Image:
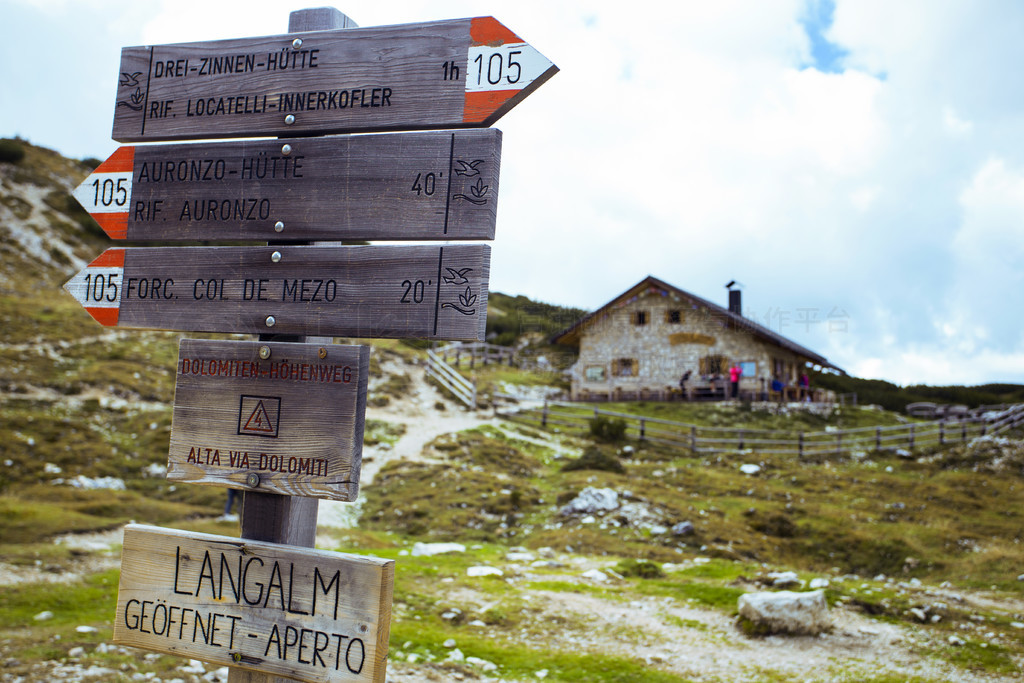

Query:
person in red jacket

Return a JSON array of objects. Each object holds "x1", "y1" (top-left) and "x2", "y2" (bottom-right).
[{"x1": 729, "y1": 364, "x2": 742, "y2": 399}]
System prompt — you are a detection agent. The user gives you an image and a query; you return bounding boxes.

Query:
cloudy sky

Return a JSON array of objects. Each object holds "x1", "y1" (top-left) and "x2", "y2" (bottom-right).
[{"x1": 3, "y1": 0, "x2": 1023, "y2": 386}]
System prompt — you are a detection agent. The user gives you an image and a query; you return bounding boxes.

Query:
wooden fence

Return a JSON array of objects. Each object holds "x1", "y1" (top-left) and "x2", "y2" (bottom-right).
[
  {"x1": 496, "y1": 401, "x2": 1024, "y2": 458},
  {"x1": 435, "y1": 342, "x2": 515, "y2": 369},
  {"x1": 426, "y1": 348, "x2": 476, "y2": 408}
]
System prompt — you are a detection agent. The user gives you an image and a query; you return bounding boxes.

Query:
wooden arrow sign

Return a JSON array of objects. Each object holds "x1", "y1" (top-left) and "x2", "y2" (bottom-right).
[
  {"x1": 112, "y1": 17, "x2": 557, "y2": 142},
  {"x1": 62, "y1": 244, "x2": 489, "y2": 340},
  {"x1": 72, "y1": 129, "x2": 500, "y2": 241}
]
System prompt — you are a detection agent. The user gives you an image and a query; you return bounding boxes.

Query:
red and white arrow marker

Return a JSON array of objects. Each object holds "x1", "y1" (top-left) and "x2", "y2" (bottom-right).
[
  {"x1": 62, "y1": 249, "x2": 125, "y2": 326},
  {"x1": 463, "y1": 18, "x2": 555, "y2": 123},
  {"x1": 71, "y1": 148, "x2": 134, "y2": 240}
]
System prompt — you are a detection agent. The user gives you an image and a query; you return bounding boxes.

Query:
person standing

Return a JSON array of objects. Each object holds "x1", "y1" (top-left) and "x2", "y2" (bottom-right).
[
  {"x1": 729, "y1": 364, "x2": 742, "y2": 399},
  {"x1": 679, "y1": 370, "x2": 692, "y2": 401}
]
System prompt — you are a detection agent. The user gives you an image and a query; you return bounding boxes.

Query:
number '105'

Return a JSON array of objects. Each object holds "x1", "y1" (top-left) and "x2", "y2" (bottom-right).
[
  {"x1": 91, "y1": 178, "x2": 128, "y2": 207},
  {"x1": 473, "y1": 50, "x2": 522, "y2": 86}
]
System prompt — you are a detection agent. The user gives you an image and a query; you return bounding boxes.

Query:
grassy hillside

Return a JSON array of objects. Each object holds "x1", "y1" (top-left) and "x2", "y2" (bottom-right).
[{"x1": 1, "y1": 138, "x2": 1024, "y2": 681}]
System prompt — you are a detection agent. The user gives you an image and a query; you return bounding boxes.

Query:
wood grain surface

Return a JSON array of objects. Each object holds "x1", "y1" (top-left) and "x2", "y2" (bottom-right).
[
  {"x1": 75, "y1": 129, "x2": 500, "y2": 241},
  {"x1": 111, "y1": 17, "x2": 557, "y2": 141},
  {"x1": 168, "y1": 339, "x2": 368, "y2": 501},
  {"x1": 64, "y1": 244, "x2": 490, "y2": 340},
  {"x1": 114, "y1": 524, "x2": 393, "y2": 682}
]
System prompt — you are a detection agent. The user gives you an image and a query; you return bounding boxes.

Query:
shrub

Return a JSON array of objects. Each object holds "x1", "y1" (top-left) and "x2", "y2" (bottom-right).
[
  {"x1": 561, "y1": 445, "x2": 624, "y2": 473},
  {"x1": 616, "y1": 558, "x2": 664, "y2": 579},
  {"x1": 0, "y1": 139, "x2": 25, "y2": 163},
  {"x1": 589, "y1": 415, "x2": 627, "y2": 442}
]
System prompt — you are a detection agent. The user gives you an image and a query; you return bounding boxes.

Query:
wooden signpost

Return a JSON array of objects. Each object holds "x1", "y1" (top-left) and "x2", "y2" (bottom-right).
[
  {"x1": 63, "y1": 244, "x2": 490, "y2": 340},
  {"x1": 64, "y1": 6, "x2": 556, "y2": 681},
  {"x1": 169, "y1": 339, "x2": 369, "y2": 501},
  {"x1": 115, "y1": 525, "x2": 393, "y2": 683},
  {"x1": 112, "y1": 17, "x2": 558, "y2": 141},
  {"x1": 72, "y1": 129, "x2": 501, "y2": 242}
]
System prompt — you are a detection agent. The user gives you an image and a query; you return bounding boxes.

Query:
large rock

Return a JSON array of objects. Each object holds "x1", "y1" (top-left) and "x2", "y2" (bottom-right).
[
  {"x1": 738, "y1": 590, "x2": 831, "y2": 635},
  {"x1": 559, "y1": 487, "x2": 619, "y2": 516}
]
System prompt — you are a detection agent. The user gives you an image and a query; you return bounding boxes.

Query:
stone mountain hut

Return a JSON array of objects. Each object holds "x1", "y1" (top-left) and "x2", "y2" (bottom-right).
[{"x1": 551, "y1": 276, "x2": 841, "y2": 402}]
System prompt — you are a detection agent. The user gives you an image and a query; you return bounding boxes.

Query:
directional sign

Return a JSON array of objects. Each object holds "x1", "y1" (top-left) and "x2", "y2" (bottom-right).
[
  {"x1": 112, "y1": 17, "x2": 557, "y2": 142},
  {"x1": 114, "y1": 524, "x2": 393, "y2": 683},
  {"x1": 72, "y1": 129, "x2": 501, "y2": 241},
  {"x1": 62, "y1": 244, "x2": 489, "y2": 340},
  {"x1": 169, "y1": 339, "x2": 369, "y2": 501}
]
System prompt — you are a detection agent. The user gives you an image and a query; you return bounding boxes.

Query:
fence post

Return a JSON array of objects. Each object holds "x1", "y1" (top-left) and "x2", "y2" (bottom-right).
[
  {"x1": 939, "y1": 422, "x2": 945, "y2": 445},
  {"x1": 836, "y1": 432, "x2": 842, "y2": 457},
  {"x1": 690, "y1": 425, "x2": 697, "y2": 454},
  {"x1": 961, "y1": 420, "x2": 967, "y2": 442},
  {"x1": 738, "y1": 430, "x2": 744, "y2": 450},
  {"x1": 875, "y1": 427, "x2": 881, "y2": 450},
  {"x1": 909, "y1": 424, "x2": 915, "y2": 449},
  {"x1": 639, "y1": 418, "x2": 646, "y2": 441},
  {"x1": 799, "y1": 431, "x2": 804, "y2": 459},
  {"x1": 542, "y1": 399, "x2": 549, "y2": 428}
]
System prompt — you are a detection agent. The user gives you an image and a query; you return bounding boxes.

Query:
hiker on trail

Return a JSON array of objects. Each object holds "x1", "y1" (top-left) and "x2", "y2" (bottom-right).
[
  {"x1": 729, "y1": 364, "x2": 742, "y2": 399},
  {"x1": 679, "y1": 370, "x2": 691, "y2": 400}
]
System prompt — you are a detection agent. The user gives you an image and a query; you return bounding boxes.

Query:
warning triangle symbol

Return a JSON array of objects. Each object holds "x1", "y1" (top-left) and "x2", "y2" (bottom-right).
[{"x1": 242, "y1": 401, "x2": 276, "y2": 434}]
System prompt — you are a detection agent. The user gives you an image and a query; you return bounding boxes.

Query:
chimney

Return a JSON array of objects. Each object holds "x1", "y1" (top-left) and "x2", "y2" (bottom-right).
[
  {"x1": 725, "y1": 280, "x2": 741, "y2": 315},
  {"x1": 729, "y1": 289, "x2": 741, "y2": 315}
]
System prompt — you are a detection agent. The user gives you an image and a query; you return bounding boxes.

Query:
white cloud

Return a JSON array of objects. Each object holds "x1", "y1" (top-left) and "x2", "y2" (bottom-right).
[{"x1": 3, "y1": 0, "x2": 1024, "y2": 384}]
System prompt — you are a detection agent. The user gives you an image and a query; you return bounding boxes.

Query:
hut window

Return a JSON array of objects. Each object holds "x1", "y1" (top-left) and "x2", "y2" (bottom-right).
[
  {"x1": 584, "y1": 365, "x2": 607, "y2": 382},
  {"x1": 632, "y1": 311, "x2": 648, "y2": 326},
  {"x1": 699, "y1": 354, "x2": 726, "y2": 375},
  {"x1": 611, "y1": 358, "x2": 638, "y2": 377},
  {"x1": 666, "y1": 310, "x2": 681, "y2": 324}
]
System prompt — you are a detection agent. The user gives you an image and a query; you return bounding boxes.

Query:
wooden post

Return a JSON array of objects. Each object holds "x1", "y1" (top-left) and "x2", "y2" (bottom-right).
[
  {"x1": 230, "y1": 8, "x2": 353, "y2": 683},
  {"x1": 639, "y1": 418, "x2": 646, "y2": 441},
  {"x1": 798, "y1": 431, "x2": 804, "y2": 459},
  {"x1": 875, "y1": 427, "x2": 881, "y2": 450},
  {"x1": 909, "y1": 424, "x2": 915, "y2": 449},
  {"x1": 542, "y1": 399, "x2": 549, "y2": 428},
  {"x1": 690, "y1": 425, "x2": 697, "y2": 454},
  {"x1": 836, "y1": 432, "x2": 842, "y2": 457},
  {"x1": 738, "y1": 430, "x2": 744, "y2": 450},
  {"x1": 962, "y1": 420, "x2": 967, "y2": 442},
  {"x1": 939, "y1": 421, "x2": 945, "y2": 445}
]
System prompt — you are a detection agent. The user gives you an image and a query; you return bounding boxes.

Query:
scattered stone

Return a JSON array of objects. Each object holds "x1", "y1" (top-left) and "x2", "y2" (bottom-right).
[
  {"x1": 536, "y1": 670, "x2": 549, "y2": 679},
  {"x1": 948, "y1": 635, "x2": 965, "y2": 646},
  {"x1": 33, "y1": 611, "x2": 53, "y2": 621},
  {"x1": 767, "y1": 571, "x2": 801, "y2": 588},
  {"x1": 909, "y1": 608, "x2": 928, "y2": 622},
  {"x1": 1017, "y1": 574, "x2": 1024, "y2": 582},
  {"x1": 411, "y1": 542, "x2": 465, "y2": 557},
  {"x1": 506, "y1": 551, "x2": 536, "y2": 562},
  {"x1": 740, "y1": 464, "x2": 761, "y2": 475},
  {"x1": 1010, "y1": 622, "x2": 1024, "y2": 629},
  {"x1": 581, "y1": 568, "x2": 609, "y2": 582},
  {"x1": 75, "y1": 626, "x2": 97, "y2": 633},
  {"x1": 650, "y1": 525, "x2": 668, "y2": 535},
  {"x1": 67, "y1": 647, "x2": 85, "y2": 658},
  {"x1": 559, "y1": 487, "x2": 619, "y2": 516},
  {"x1": 468, "y1": 619, "x2": 487, "y2": 627},
  {"x1": 738, "y1": 590, "x2": 832, "y2": 635},
  {"x1": 809, "y1": 578, "x2": 829, "y2": 589},
  {"x1": 467, "y1": 566, "x2": 503, "y2": 577},
  {"x1": 443, "y1": 639, "x2": 457, "y2": 648},
  {"x1": 182, "y1": 660, "x2": 206, "y2": 674},
  {"x1": 672, "y1": 521, "x2": 695, "y2": 536},
  {"x1": 896, "y1": 449, "x2": 913, "y2": 458},
  {"x1": 467, "y1": 656, "x2": 498, "y2": 672}
]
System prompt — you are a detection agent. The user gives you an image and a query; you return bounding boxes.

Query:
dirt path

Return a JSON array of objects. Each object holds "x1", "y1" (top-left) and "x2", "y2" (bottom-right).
[{"x1": 317, "y1": 361, "x2": 495, "y2": 530}]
